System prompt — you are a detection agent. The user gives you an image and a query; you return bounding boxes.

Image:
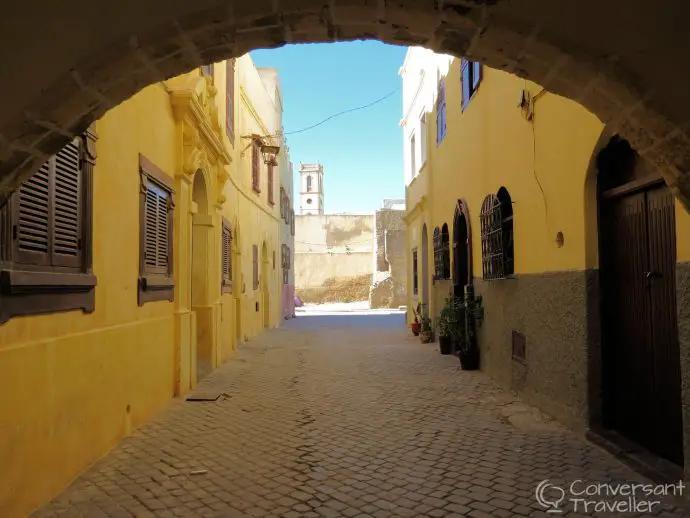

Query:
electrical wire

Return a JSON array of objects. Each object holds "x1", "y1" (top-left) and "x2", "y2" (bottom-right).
[{"x1": 264, "y1": 86, "x2": 401, "y2": 138}]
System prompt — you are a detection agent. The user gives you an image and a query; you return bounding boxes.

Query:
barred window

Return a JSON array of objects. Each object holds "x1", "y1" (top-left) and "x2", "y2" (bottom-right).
[
  {"x1": 433, "y1": 225, "x2": 450, "y2": 280},
  {"x1": 480, "y1": 187, "x2": 514, "y2": 280}
]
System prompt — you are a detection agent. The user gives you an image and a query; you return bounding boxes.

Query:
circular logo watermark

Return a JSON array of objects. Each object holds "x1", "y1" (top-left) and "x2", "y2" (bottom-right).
[
  {"x1": 535, "y1": 480, "x2": 566, "y2": 513},
  {"x1": 535, "y1": 479, "x2": 685, "y2": 514}
]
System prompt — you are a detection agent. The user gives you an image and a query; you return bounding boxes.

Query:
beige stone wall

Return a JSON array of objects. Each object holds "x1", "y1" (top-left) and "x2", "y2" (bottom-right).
[{"x1": 295, "y1": 214, "x2": 374, "y2": 300}]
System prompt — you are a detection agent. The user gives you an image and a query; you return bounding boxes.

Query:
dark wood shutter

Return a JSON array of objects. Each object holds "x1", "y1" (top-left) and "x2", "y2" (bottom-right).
[
  {"x1": 252, "y1": 244, "x2": 259, "y2": 290},
  {"x1": 52, "y1": 139, "x2": 83, "y2": 267},
  {"x1": 268, "y1": 163, "x2": 274, "y2": 205},
  {"x1": 252, "y1": 142, "x2": 260, "y2": 192},
  {"x1": 144, "y1": 180, "x2": 170, "y2": 275},
  {"x1": 15, "y1": 137, "x2": 83, "y2": 268},
  {"x1": 226, "y1": 59, "x2": 235, "y2": 141},
  {"x1": 16, "y1": 160, "x2": 52, "y2": 266},
  {"x1": 461, "y1": 59, "x2": 470, "y2": 110}
]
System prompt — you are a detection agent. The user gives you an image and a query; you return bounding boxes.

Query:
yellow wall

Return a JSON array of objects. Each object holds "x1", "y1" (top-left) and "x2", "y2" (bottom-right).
[
  {"x1": 0, "y1": 83, "x2": 177, "y2": 518},
  {"x1": 427, "y1": 64, "x2": 605, "y2": 281},
  {"x1": 0, "y1": 55, "x2": 287, "y2": 518}
]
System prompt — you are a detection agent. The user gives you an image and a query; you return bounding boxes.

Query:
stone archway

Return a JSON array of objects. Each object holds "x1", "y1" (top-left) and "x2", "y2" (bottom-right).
[{"x1": 1, "y1": 2, "x2": 690, "y2": 210}]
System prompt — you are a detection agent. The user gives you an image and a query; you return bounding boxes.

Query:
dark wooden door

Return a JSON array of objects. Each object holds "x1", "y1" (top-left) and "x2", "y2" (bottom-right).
[{"x1": 600, "y1": 182, "x2": 683, "y2": 465}]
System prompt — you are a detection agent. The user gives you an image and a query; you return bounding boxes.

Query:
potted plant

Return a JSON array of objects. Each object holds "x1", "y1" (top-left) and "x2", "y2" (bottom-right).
[
  {"x1": 409, "y1": 302, "x2": 421, "y2": 336},
  {"x1": 437, "y1": 297, "x2": 455, "y2": 355},
  {"x1": 454, "y1": 295, "x2": 480, "y2": 370},
  {"x1": 419, "y1": 314, "x2": 434, "y2": 343}
]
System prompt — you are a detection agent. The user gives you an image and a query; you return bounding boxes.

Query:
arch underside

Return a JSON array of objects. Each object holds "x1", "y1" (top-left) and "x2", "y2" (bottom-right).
[{"x1": 1, "y1": 1, "x2": 690, "y2": 207}]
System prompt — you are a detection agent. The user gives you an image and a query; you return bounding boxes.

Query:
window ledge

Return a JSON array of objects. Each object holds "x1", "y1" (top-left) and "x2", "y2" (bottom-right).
[
  {"x1": 222, "y1": 280, "x2": 233, "y2": 294},
  {"x1": 138, "y1": 275, "x2": 174, "y2": 305},
  {"x1": 0, "y1": 269, "x2": 97, "y2": 323}
]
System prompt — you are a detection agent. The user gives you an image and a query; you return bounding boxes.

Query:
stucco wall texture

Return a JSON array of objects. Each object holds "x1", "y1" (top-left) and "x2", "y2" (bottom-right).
[{"x1": 294, "y1": 214, "x2": 374, "y2": 293}]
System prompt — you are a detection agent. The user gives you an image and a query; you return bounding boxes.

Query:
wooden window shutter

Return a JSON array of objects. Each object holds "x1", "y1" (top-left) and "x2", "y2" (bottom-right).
[
  {"x1": 143, "y1": 180, "x2": 170, "y2": 275},
  {"x1": 15, "y1": 137, "x2": 83, "y2": 268},
  {"x1": 15, "y1": 160, "x2": 52, "y2": 266},
  {"x1": 252, "y1": 244, "x2": 259, "y2": 290},
  {"x1": 252, "y1": 141, "x2": 260, "y2": 192},
  {"x1": 226, "y1": 59, "x2": 235, "y2": 141},
  {"x1": 268, "y1": 163, "x2": 274, "y2": 205},
  {"x1": 52, "y1": 139, "x2": 83, "y2": 267},
  {"x1": 461, "y1": 59, "x2": 470, "y2": 110}
]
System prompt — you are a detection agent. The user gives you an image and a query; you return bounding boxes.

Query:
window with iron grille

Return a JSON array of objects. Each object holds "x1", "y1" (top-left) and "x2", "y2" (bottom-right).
[
  {"x1": 221, "y1": 218, "x2": 232, "y2": 293},
  {"x1": 480, "y1": 187, "x2": 514, "y2": 280},
  {"x1": 291, "y1": 210, "x2": 295, "y2": 236},
  {"x1": 251, "y1": 140, "x2": 261, "y2": 193},
  {"x1": 460, "y1": 58, "x2": 482, "y2": 111},
  {"x1": 139, "y1": 154, "x2": 175, "y2": 305},
  {"x1": 433, "y1": 225, "x2": 450, "y2": 280},
  {"x1": 412, "y1": 248, "x2": 418, "y2": 295},
  {"x1": 0, "y1": 130, "x2": 97, "y2": 323}
]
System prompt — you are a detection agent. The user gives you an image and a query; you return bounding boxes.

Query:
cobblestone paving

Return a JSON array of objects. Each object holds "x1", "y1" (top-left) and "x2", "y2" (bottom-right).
[{"x1": 34, "y1": 312, "x2": 689, "y2": 517}]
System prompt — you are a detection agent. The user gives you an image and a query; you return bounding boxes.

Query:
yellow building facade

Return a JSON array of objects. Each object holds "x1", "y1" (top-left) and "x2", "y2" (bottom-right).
[
  {"x1": 0, "y1": 55, "x2": 288, "y2": 517},
  {"x1": 402, "y1": 48, "x2": 690, "y2": 475}
]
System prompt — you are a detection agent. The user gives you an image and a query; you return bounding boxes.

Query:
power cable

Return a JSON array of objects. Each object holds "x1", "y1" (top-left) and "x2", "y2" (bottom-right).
[{"x1": 264, "y1": 86, "x2": 401, "y2": 138}]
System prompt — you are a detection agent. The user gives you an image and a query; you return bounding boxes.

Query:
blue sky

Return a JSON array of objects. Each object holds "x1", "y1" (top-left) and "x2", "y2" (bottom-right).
[{"x1": 251, "y1": 41, "x2": 407, "y2": 214}]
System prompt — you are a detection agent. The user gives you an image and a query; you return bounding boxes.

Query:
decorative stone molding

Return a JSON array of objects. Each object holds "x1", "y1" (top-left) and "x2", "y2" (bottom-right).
[{"x1": 169, "y1": 76, "x2": 232, "y2": 201}]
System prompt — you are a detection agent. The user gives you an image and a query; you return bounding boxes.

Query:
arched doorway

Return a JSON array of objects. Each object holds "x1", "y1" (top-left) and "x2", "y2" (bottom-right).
[
  {"x1": 452, "y1": 200, "x2": 472, "y2": 297},
  {"x1": 421, "y1": 224, "x2": 429, "y2": 314},
  {"x1": 597, "y1": 135, "x2": 683, "y2": 466},
  {"x1": 261, "y1": 241, "x2": 270, "y2": 328},
  {"x1": 191, "y1": 171, "x2": 213, "y2": 383}
]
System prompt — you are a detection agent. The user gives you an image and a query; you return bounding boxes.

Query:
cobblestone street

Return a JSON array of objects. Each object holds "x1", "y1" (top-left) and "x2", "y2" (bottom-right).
[{"x1": 34, "y1": 310, "x2": 689, "y2": 517}]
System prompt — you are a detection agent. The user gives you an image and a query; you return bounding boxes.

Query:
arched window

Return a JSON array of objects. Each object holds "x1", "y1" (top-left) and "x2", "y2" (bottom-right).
[
  {"x1": 497, "y1": 187, "x2": 514, "y2": 276},
  {"x1": 433, "y1": 225, "x2": 451, "y2": 280},
  {"x1": 480, "y1": 187, "x2": 514, "y2": 279},
  {"x1": 306, "y1": 175, "x2": 312, "y2": 192}
]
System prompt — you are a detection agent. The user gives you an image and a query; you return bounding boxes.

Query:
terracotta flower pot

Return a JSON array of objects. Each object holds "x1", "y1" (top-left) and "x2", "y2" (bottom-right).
[{"x1": 410, "y1": 322, "x2": 421, "y2": 336}]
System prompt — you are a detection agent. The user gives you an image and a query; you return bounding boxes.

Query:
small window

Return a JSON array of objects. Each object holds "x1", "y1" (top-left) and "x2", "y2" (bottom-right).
[
  {"x1": 436, "y1": 80, "x2": 447, "y2": 145},
  {"x1": 480, "y1": 187, "x2": 514, "y2": 280},
  {"x1": 252, "y1": 139, "x2": 261, "y2": 193},
  {"x1": 200, "y1": 64, "x2": 214, "y2": 79},
  {"x1": 412, "y1": 248, "x2": 419, "y2": 295},
  {"x1": 226, "y1": 59, "x2": 235, "y2": 142},
  {"x1": 221, "y1": 218, "x2": 232, "y2": 293},
  {"x1": 138, "y1": 155, "x2": 175, "y2": 305},
  {"x1": 291, "y1": 211, "x2": 295, "y2": 236},
  {"x1": 0, "y1": 131, "x2": 97, "y2": 323},
  {"x1": 252, "y1": 244, "x2": 259, "y2": 290},
  {"x1": 433, "y1": 225, "x2": 450, "y2": 280},
  {"x1": 307, "y1": 175, "x2": 312, "y2": 192},
  {"x1": 461, "y1": 58, "x2": 482, "y2": 110}
]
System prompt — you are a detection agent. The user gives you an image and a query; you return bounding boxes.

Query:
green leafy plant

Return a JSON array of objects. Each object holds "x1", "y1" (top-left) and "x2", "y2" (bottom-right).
[
  {"x1": 437, "y1": 296, "x2": 455, "y2": 337},
  {"x1": 420, "y1": 314, "x2": 433, "y2": 332}
]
